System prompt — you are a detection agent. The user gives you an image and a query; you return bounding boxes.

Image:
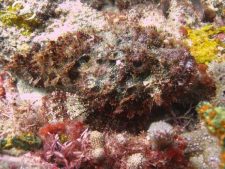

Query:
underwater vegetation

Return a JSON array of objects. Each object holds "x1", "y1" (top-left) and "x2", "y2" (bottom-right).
[
  {"x1": 0, "y1": 2, "x2": 41, "y2": 35},
  {"x1": 0, "y1": 68, "x2": 195, "y2": 169},
  {"x1": 6, "y1": 25, "x2": 215, "y2": 119},
  {"x1": 0, "y1": 133, "x2": 42, "y2": 151},
  {"x1": 196, "y1": 102, "x2": 225, "y2": 169},
  {"x1": 0, "y1": 1, "x2": 223, "y2": 168},
  {"x1": 36, "y1": 120, "x2": 190, "y2": 169},
  {"x1": 185, "y1": 25, "x2": 225, "y2": 64},
  {"x1": 0, "y1": 71, "x2": 47, "y2": 137}
]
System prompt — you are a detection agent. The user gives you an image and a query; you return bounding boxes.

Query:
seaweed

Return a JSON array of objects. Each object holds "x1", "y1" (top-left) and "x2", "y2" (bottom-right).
[
  {"x1": 0, "y1": 133, "x2": 42, "y2": 151},
  {"x1": 0, "y1": 3, "x2": 41, "y2": 35},
  {"x1": 37, "y1": 120, "x2": 190, "y2": 169}
]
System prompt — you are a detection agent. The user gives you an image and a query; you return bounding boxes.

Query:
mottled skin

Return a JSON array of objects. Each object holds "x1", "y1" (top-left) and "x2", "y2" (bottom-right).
[{"x1": 6, "y1": 24, "x2": 215, "y2": 119}]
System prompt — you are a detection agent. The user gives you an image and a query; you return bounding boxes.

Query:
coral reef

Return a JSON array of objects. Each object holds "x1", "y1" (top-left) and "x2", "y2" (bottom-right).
[
  {"x1": 6, "y1": 25, "x2": 215, "y2": 119},
  {"x1": 0, "y1": 0, "x2": 224, "y2": 168},
  {"x1": 196, "y1": 102, "x2": 225, "y2": 168}
]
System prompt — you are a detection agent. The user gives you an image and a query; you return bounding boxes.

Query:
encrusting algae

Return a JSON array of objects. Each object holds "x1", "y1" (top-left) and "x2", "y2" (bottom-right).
[
  {"x1": 0, "y1": 2, "x2": 40, "y2": 35},
  {"x1": 0, "y1": 133, "x2": 42, "y2": 151},
  {"x1": 186, "y1": 25, "x2": 225, "y2": 64}
]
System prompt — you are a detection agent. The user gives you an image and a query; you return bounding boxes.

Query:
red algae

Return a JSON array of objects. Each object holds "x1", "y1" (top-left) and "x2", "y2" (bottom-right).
[{"x1": 37, "y1": 120, "x2": 191, "y2": 169}]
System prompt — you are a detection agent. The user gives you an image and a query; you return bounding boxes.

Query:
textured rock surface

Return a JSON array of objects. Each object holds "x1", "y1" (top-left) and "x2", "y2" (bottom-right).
[
  {"x1": 0, "y1": 0, "x2": 224, "y2": 168},
  {"x1": 182, "y1": 125, "x2": 221, "y2": 169}
]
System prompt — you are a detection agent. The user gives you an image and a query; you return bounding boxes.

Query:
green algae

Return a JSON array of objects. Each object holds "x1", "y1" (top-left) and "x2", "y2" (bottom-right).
[
  {"x1": 0, "y1": 3, "x2": 41, "y2": 35},
  {"x1": 0, "y1": 133, "x2": 42, "y2": 151},
  {"x1": 196, "y1": 102, "x2": 225, "y2": 168},
  {"x1": 186, "y1": 25, "x2": 225, "y2": 64}
]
